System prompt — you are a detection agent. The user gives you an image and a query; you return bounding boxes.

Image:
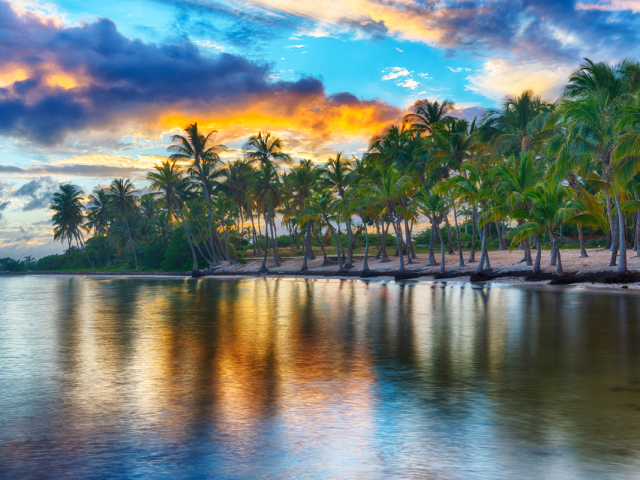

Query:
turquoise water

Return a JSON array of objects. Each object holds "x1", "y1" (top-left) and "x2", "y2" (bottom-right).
[{"x1": 2, "y1": 276, "x2": 640, "y2": 479}]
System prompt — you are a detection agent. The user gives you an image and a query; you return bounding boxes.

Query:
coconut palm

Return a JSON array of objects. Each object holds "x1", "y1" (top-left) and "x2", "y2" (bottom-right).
[
  {"x1": 168, "y1": 123, "x2": 227, "y2": 264},
  {"x1": 248, "y1": 161, "x2": 281, "y2": 272},
  {"x1": 510, "y1": 182, "x2": 608, "y2": 274},
  {"x1": 148, "y1": 159, "x2": 204, "y2": 277},
  {"x1": 404, "y1": 98, "x2": 455, "y2": 135},
  {"x1": 359, "y1": 166, "x2": 413, "y2": 272},
  {"x1": 106, "y1": 178, "x2": 139, "y2": 269},
  {"x1": 50, "y1": 184, "x2": 92, "y2": 267}
]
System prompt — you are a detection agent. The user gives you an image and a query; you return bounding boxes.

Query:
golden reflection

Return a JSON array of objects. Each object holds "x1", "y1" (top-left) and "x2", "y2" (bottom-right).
[{"x1": 5, "y1": 277, "x2": 640, "y2": 476}]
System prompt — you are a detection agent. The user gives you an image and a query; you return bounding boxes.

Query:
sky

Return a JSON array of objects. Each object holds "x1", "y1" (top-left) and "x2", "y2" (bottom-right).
[{"x1": 1, "y1": 0, "x2": 640, "y2": 258}]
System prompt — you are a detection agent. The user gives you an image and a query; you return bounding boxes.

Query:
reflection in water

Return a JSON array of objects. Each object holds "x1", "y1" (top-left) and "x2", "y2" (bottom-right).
[{"x1": 2, "y1": 277, "x2": 640, "y2": 479}]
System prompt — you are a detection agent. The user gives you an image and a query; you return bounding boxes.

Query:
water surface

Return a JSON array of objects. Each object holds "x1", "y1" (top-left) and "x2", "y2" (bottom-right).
[{"x1": 2, "y1": 276, "x2": 640, "y2": 479}]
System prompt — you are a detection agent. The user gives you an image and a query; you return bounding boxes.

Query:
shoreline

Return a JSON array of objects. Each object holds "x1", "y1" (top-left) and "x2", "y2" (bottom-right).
[{"x1": 5, "y1": 249, "x2": 640, "y2": 291}]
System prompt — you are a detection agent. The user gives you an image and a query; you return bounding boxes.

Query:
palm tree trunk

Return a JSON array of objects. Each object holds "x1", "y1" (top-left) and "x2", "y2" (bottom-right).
[
  {"x1": 438, "y1": 223, "x2": 446, "y2": 274},
  {"x1": 363, "y1": 225, "x2": 370, "y2": 272},
  {"x1": 313, "y1": 225, "x2": 329, "y2": 266},
  {"x1": 301, "y1": 220, "x2": 311, "y2": 271},
  {"x1": 66, "y1": 237, "x2": 72, "y2": 265},
  {"x1": 524, "y1": 239, "x2": 533, "y2": 266},
  {"x1": 123, "y1": 214, "x2": 138, "y2": 269},
  {"x1": 578, "y1": 224, "x2": 588, "y2": 257},
  {"x1": 428, "y1": 222, "x2": 436, "y2": 266},
  {"x1": 174, "y1": 202, "x2": 200, "y2": 276},
  {"x1": 344, "y1": 218, "x2": 354, "y2": 268},
  {"x1": 392, "y1": 216, "x2": 405, "y2": 272},
  {"x1": 380, "y1": 220, "x2": 390, "y2": 262},
  {"x1": 453, "y1": 207, "x2": 464, "y2": 267},
  {"x1": 258, "y1": 208, "x2": 270, "y2": 273},
  {"x1": 550, "y1": 235, "x2": 557, "y2": 266},
  {"x1": 495, "y1": 220, "x2": 506, "y2": 250},
  {"x1": 605, "y1": 191, "x2": 615, "y2": 250},
  {"x1": 269, "y1": 213, "x2": 280, "y2": 267},
  {"x1": 409, "y1": 221, "x2": 417, "y2": 259},
  {"x1": 374, "y1": 220, "x2": 382, "y2": 259},
  {"x1": 554, "y1": 233, "x2": 563, "y2": 275},
  {"x1": 403, "y1": 218, "x2": 413, "y2": 264},
  {"x1": 469, "y1": 205, "x2": 478, "y2": 262},
  {"x1": 76, "y1": 234, "x2": 94, "y2": 268},
  {"x1": 616, "y1": 195, "x2": 627, "y2": 272},
  {"x1": 609, "y1": 213, "x2": 619, "y2": 267},
  {"x1": 533, "y1": 234, "x2": 542, "y2": 273},
  {"x1": 445, "y1": 216, "x2": 454, "y2": 254},
  {"x1": 325, "y1": 219, "x2": 343, "y2": 273},
  {"x1": 476, "y1": 224, "x2": 488, "y2": 273}
]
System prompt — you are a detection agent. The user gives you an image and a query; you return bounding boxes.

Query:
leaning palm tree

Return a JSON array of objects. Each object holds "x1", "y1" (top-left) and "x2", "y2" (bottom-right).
[
  {"x1": 147, "y1": 159, "x2": 203, "y2": 277},
  {"x1": 168, "y1": 123, "x2": 227, "y2": 265},
  {"x1": 106, "y1": 178, "x2": 139, "y2": 269},
  {"x1": 50, "y1": 184, "x2": 92, "y2": 267}
]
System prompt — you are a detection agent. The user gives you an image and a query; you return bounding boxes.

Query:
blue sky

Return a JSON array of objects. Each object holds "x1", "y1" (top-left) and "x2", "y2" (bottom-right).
[{"x1": 1, "y1": 0, "x2": 640, "y2": 257}]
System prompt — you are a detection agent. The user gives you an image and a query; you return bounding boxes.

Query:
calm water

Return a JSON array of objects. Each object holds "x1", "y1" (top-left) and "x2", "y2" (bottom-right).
[{"x1": 2, "y1": 276, "x2": 640, "y2": 479}]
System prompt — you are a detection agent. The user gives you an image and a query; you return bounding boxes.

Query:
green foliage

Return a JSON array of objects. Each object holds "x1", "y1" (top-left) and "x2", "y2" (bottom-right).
[{"x1": 0, "y1": 257, "x2": 27, "y2": 272}]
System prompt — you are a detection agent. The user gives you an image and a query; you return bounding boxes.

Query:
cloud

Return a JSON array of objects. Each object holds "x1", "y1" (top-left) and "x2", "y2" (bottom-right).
[
  {"x1": 577, "y1": 1, "x2": 640, "y2": 13},
  {"x1": 382, "y1": 67, "x2": 411, "y2": 81},
  {"x1": 240, "y1": 0, "x2": 640, "y2": 67},
  {"x1": 396, "y1": 47, "x2": 403, "y2": 52},
  {"x1": 285, "y1": 44, "x2": 307, "y2": 48},
  {"x1": 0, "y1": 2, "x2": 401, "y2": 148},
  {"x1": 449, "y1": 106, "x2": 488, "y2": 122},
  {"x1": 447, "y1": 67, "x2": 472, "y2": 73},
  {"x1": 465, "y1": 57, "x2": 569, "y2": 100},
  {"x1": 0, "y1": 201, "x2": 10, "y2": 210},
  {"x1": 397, "y1": 79, "x2": 419, "y2": 90},
  {"x1": 13, "y1": 176, "x2": 59, "y2": 211}
]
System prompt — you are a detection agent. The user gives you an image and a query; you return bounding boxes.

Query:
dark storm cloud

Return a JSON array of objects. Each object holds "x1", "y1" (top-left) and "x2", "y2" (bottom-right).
[{"x1": 0, "y1": 2, "x2": 399, "y2": 144}]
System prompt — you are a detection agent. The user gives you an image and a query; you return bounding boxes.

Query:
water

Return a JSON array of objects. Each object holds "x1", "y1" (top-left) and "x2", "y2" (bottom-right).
[{"x1": 2, "y1": 276, "x2": 640, "y2": 479}]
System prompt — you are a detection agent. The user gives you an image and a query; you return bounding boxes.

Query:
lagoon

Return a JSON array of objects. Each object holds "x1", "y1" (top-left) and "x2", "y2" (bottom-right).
[{"x1": 2, "y1": 276, "x2": 640, "y2": 479}]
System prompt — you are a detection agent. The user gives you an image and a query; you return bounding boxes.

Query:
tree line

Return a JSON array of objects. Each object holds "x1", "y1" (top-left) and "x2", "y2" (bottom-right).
[{"x1": 41, "y1": 58, "x2": 640, "y2": 277}]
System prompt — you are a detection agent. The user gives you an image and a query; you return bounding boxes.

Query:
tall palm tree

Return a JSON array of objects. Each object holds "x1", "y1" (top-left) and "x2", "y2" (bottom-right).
[
  {"x1": 168, "y1": 123, "x2": 227, "y2": 266},
  {"x1": 50, "y1": 184, "x2": 92, "y2": 267},
  {"x1": 85, "y1": 188, "x2": 111, "y2": 235},
  {"x1": 148, "y1": 159, "x2": 203, "y2": 277},
  {"x1": 360, "y1": 166, "x2": 413, "y2": 272},
  {"x1": 248, "y1": 161, "x2": 282, "y2": 272},
  {"x1": 106, "y1": 178, "x2": 139, "y2": 269},
  {"x1": 288, "y1": 160, "x2": 321, "y2": 270}
]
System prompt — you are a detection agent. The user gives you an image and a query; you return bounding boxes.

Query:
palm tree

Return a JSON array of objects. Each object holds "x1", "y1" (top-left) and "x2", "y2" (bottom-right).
[
  {"x1": 248, "y1": 161, "x2": 281, "y2": 272},
  {"x1": 416, "y1": 190, "x2": 452, "y2": 274},
  {"x1": 244, "y1": 132, "x2": 292, "y2": 166},
  {"x1": 106, "y1": 178, "x2": 139, "y2": 269},
  {"x1": 148, "y1": 159, "x2": 203, "y2": 277},
  {"x1": 288, "y1": 161, "x2": 321, "y2": 271},
  {"x1": 404, "y1": 98, "x2": 455, "y2": 135},
  {"x1": 85, "y1": 188, "x2": 111, "y2": 235},
  {"x1": 50, "y1": 184, "x2": 93, "y2": 268},
  {"x1": 168, "y1": 123, "x2": 227, "y2": 266},
  {"x1": 301, "y1": 190, "x2": 345, "y2": 272},
  {"x1": 510, "y1": 182, "x2": 607, "y2": 274},
  {"x1": 360, "y1": 166, "x2": 413, "y2": 272}
]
